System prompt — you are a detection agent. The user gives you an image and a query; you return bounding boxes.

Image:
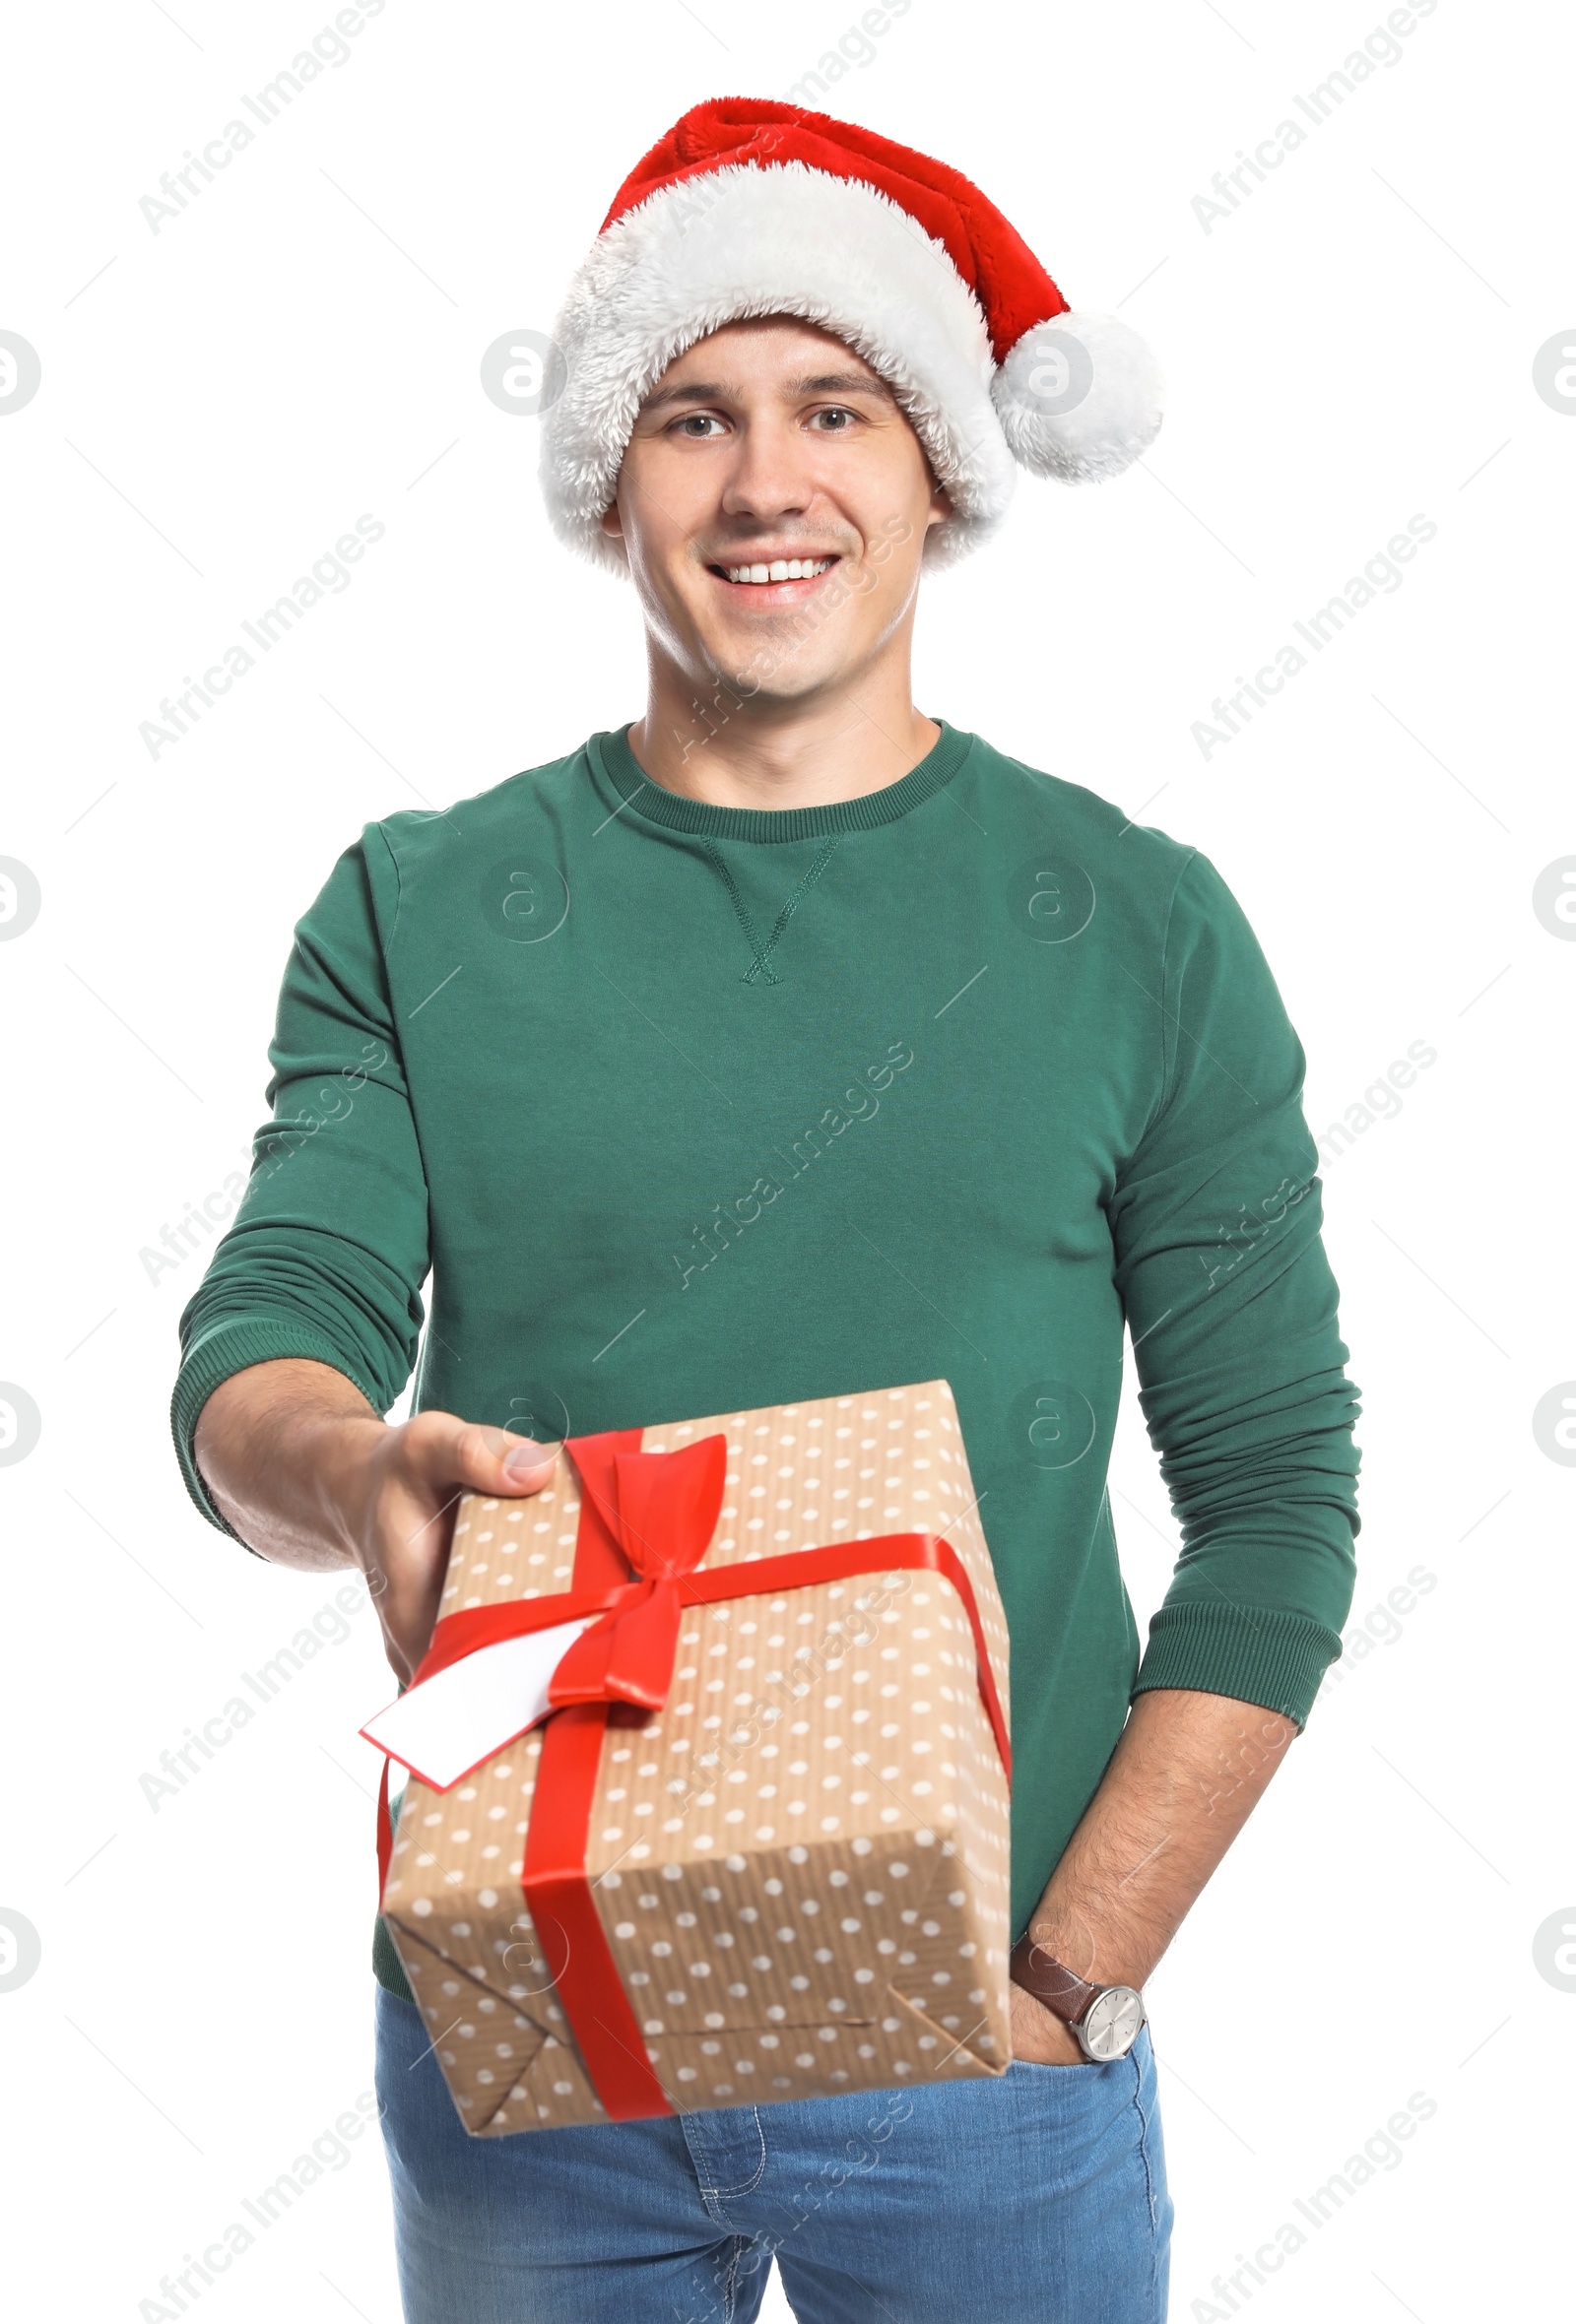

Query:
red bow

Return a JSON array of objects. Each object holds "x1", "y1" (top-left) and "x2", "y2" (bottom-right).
[{"x1": 541, "y1": 1431, "x2": 727, "y2": 1710}]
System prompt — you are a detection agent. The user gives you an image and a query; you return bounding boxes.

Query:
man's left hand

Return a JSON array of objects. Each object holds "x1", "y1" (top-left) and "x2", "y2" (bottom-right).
[{"x1": 1008, "y1": 1978, "x2": 1087, "y2": 2067}]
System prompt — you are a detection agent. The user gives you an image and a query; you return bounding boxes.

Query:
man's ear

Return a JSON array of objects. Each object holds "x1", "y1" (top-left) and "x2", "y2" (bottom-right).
[
  {"x1": 925, "y1": 481, "x2": 954, "y2": 532},
  {"x1": 599, "y1": 496, "x2": 624, "y2": 542}
]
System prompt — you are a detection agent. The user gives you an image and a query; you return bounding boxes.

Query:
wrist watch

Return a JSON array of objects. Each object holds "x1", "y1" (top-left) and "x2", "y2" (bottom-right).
[{"x1": 1010, "y1": 1932, "x2": 1147, "y2": 2062}]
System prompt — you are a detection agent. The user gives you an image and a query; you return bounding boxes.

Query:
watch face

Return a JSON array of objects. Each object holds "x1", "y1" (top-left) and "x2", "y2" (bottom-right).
[{"x1": 1081, "y1": 1986, "x2": 1145, "y2": 2061}]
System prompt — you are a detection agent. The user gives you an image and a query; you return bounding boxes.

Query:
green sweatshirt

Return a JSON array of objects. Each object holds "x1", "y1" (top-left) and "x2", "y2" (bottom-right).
[{"x1": 172, "y1": 721, "x2": 1360, "y2": 2004}]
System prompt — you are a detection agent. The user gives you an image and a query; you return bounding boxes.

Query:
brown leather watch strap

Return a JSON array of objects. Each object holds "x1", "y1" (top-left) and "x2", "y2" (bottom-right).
[{"x1": 1010, "y1": 1933, "x2": 1101, "y2": 2026}]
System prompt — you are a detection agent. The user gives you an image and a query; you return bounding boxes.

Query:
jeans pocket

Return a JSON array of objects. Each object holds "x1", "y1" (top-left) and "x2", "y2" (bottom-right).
[{"x1": 1008, "y1": 2054, "x2": 1106, "y2": 2077}]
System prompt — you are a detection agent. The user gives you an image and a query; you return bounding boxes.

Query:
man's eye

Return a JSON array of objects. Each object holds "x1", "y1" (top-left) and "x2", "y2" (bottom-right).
[
  {"x1": 812, "y1": 408, "x2": 857, "y2": 430},
  {"x1": 675, "y1": 413, "x2": 724, "y2": 437}
]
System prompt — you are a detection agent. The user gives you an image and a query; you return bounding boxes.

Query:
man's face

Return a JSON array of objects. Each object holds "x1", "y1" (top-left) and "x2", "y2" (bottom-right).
[{"x1": 601, "y1": 316, "x2": 951, "y2": 708}]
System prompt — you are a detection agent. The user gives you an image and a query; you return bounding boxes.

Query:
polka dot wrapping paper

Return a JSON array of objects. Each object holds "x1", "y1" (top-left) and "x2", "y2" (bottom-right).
[{"x1": 378, "y1": 1379, "x2": 1013, "y2": 2135}]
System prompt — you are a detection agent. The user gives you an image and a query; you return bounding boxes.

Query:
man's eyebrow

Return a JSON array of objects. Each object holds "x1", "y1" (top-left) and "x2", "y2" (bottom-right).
[
  {"x1": 639, "y1": 370, "x2": 894, "y2": 415},
  {"x1": 784, "y1": 370, "x2": 894, "y2": 401},
  {"x1": 640, "y1": 380, "x2": 728, "y2": 414}
]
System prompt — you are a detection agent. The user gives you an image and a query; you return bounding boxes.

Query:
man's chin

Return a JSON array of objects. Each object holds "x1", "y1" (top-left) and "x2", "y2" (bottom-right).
[
  {"x1": 678, "y1": 614, "x2": 855, "y2": 704},
  {"x1": 701, "y1": 657, "x2": 845, "y2": 713}
]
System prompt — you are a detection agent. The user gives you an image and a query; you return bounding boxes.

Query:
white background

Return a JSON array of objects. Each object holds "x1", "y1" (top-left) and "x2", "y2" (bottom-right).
[{"x1": 2, "y1": 2, "x2": 1572, "y2": 2318}]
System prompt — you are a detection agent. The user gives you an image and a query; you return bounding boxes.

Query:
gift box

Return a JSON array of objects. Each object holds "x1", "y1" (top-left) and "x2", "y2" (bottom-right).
[{"x1": 364, "y1": 1378, "x2": 1013, "y2": 2135}]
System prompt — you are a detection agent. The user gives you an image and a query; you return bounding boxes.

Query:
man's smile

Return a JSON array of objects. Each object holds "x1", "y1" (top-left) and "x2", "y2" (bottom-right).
[{"x1": 705, "y1": 551, "x2": 842, "y2": 604}]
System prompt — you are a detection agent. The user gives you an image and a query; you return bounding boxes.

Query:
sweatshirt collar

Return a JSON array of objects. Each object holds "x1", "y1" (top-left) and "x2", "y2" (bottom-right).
[{"x1": 587, "y1": 720, "x2": 974, "y2": 843}]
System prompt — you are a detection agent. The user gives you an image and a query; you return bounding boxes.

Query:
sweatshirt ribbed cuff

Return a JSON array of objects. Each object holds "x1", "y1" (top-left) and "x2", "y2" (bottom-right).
[
  {"x1": 1134, "y1": 1600, "x2": 1341, "y2": 1728},
  {"x1": 170, "y1": 1317, "x2": 382, "y2": 1542}
]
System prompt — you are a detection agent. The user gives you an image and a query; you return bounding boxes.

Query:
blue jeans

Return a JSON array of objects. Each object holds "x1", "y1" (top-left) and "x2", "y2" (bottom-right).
[{"x1": 374, "y1": 1985, "x2": 1171, "y2": 2322}]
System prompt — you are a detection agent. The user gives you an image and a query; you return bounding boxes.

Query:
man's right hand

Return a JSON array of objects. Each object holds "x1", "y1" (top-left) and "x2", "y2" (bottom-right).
[
  {"x1": 328, "y1": 1407, "x2": 562, "y2": 1681},
  {"x1": 193, "y1": 1358, "x2": 561, "y2": 1682}
]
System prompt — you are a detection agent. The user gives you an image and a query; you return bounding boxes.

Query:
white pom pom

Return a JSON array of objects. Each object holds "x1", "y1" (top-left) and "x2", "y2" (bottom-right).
[{"x1": 992, "y1": 312, "x2": 1163, "y2": 484}]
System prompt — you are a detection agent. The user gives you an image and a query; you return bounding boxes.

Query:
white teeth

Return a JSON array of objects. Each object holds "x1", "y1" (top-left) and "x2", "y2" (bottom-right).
[{"x1": 723, "y1": 557, "x2": 832, "y2": 584}]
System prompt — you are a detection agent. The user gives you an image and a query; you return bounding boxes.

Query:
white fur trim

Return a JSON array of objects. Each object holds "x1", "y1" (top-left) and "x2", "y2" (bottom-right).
[
  {"x1": 538, "y1": 161, "x2": 1018, "y2": 577},
  {"x1": 992, "y1": 313, "x2": 1163, "y2": 484}
]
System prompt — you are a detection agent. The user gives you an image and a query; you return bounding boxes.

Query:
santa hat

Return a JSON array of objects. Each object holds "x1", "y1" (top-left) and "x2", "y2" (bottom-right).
[{"x1": 539, "y1": 97, "x2": 1162, "y2": 576}]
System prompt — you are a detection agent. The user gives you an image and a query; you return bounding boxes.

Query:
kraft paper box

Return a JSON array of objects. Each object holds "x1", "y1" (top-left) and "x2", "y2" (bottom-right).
[{"x1": 373, "y1": 1379, "x2": 1012, "y2": 2135}]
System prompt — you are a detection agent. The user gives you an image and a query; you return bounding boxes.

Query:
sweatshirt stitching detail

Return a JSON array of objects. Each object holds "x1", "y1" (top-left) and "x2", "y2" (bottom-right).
[
  {"x1": 699, "y1": 834, "x2": 842, "y2": 985},
  {"x1": 748, "y1": 833, "x2": 841, "y2": 983},
  {"x1": 1133, "y1": 846, "x2": 1201, "y2": 1153},
  {"x1": 698, "y1": 837, "x2": 771, "y2": 980},
  {"x1": 370, "y1": 819, "x2": 405, "y2": 952}
]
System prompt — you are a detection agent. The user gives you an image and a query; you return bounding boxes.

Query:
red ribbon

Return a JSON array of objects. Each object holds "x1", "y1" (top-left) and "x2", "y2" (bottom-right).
[{"x1": 377, "y1": 1427, "x2": 1011, "y2": 2123}]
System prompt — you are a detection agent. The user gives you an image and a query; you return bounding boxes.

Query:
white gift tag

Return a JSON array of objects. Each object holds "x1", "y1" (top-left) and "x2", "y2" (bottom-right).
[{"x1": 360, "y1": 1617, "x2": 593, "y2": 1791}]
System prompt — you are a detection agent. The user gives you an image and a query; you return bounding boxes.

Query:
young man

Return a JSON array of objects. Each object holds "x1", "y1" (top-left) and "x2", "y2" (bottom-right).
[{"x1": 176, "y1": 101, "x2": 1360, "y2": 2324}]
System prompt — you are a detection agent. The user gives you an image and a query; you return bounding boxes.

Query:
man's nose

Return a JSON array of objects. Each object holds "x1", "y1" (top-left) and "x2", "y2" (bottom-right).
[{"x1": 717, "y1": 420, "x2": 818, "y2": 523}]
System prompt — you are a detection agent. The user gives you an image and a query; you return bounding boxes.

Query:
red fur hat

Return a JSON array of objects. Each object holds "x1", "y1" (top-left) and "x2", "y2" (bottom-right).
[{"x1": 540, "y1": 97, "x2": 1163, "y2": 576}]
